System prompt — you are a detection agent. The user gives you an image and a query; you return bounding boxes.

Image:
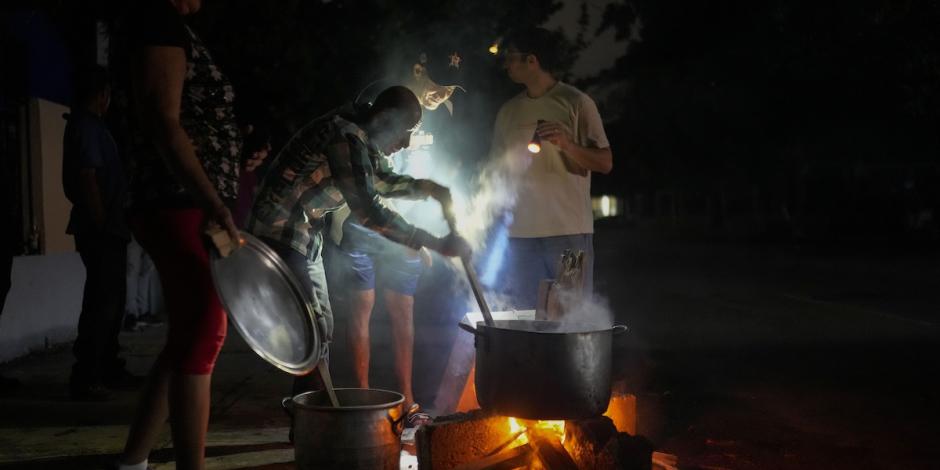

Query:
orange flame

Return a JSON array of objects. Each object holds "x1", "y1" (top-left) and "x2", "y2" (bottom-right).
[{"x1": 507, "y1": 417, "x2": 566, "y2": 445}]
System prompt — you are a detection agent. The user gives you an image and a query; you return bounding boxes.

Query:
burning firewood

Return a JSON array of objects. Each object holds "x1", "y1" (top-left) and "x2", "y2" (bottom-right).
[
  {"x1": 528, "y1": 428, "x2": 579, "y2": 470},
  {"x1": 651, "y1": 451, "x2": 679, "y2": 470},
  {"x1": 563, "y1": 416, "x2": 655, "y2": 470},
  {"x1": 451, "y1": 443, "x2": 533, "y2": 470}
]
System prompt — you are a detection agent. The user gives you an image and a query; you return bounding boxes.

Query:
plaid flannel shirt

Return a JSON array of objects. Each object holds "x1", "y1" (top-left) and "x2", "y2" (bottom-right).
[{"x1": 247, "y1": 110, "x2": 430, "y2": 257}]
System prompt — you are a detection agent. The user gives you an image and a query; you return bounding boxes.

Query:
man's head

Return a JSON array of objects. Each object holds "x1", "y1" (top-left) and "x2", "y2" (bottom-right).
[
  {"x1": 168, "y1": 0, "x2": 202, "y2": 15},
  {"x1": 364, "y1": 86, "x2": 422, "y2": 155},
  {"x1": 73, "y1": 65, "x2": 111, "y2": 115},
  {"x1": 500, "y1": 27, "x2": 562, "y2": 84}
]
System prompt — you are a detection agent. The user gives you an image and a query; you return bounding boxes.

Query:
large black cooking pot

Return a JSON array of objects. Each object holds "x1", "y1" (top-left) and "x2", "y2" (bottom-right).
[{"x1": 459, "y1": 319, "x2": 628, "y2": 420}]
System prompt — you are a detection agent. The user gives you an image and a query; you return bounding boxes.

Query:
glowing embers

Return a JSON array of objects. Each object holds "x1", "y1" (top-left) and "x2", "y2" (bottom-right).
[{"x1": 528, "y1": 119, "x2": 546, "y2": 154}]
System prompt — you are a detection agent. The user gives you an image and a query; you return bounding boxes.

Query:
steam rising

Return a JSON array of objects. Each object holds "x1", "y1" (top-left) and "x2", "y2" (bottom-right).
[{"x1": 359, "y1": 57, "x2": 617, "y2": 326}]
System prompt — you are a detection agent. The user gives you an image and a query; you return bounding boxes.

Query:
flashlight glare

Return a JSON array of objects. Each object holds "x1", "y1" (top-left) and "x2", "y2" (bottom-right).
[
  {"x1": 527, "y1": 142, "x2": 541, "y2": 153},
  {"x1": 489, "y1": 44, "x2": 499, "y2": 55}
]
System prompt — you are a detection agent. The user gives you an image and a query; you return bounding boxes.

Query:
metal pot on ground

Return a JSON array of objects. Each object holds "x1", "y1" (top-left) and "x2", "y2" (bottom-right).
[
  {"x1": 460, "y1": 319, "x2": 628, "y2": 420},
  {"x1": 283, "y1": 388, "x2": 406, "y2": 470}
]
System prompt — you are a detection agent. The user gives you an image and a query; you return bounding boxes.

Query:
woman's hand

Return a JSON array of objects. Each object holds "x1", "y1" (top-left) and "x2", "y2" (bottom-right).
[{"x1": 205, "y1": 202, "x2": 240, "y2": 249}]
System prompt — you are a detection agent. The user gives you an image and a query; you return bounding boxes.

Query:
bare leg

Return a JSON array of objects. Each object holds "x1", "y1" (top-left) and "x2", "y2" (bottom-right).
[
  {"x1": 121, "y1": 357, "x2": 212, "y2": 470},
  {"x1": 385, "y1": 290, "x2": 415, "y2": 408},
  {"x1": 121, "y1": 356, "x2": 171, "y2": 464},
  {"x1": 168, "y1": 373, "x2": 212, "y2": 470},
  {"x1": 346, "y1": 289, "x2": 375, "y2": 388}
]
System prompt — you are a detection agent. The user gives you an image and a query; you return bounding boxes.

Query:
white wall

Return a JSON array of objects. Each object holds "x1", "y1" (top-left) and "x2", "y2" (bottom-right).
[
  {"x1": 0, "y1": 98, "x2": 84, "y2": 362},
  {"x1": 29, "y1": 97, "x2": 74, "y2": 254},
  {"x1": 0, "y1": 253, "x2": 84, "y2": 362}
]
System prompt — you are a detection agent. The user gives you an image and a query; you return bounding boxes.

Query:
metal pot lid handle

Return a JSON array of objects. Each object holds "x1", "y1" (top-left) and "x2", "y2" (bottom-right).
[
  {"x1": 387, "y1": 403, "x2": 415, "y2": 436},
  {"x1": 612, "y1": 324, "x2": 629, "y2": 335}
]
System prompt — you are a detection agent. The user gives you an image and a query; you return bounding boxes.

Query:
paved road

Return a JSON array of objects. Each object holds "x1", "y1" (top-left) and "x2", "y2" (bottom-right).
[
  {"x1": 1, "y1": 227, "x2": 937, "y2": 469},
  {"x1": 595, "y1": 228, "x2": 940, "y2": 469}
]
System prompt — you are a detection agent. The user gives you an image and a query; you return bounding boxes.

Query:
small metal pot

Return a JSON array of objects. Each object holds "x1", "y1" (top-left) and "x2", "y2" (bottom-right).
[
  {"x1": 460, "y1": 319, "x2": 628, "y2": 420},
  {"x1": 283, "y1": 388, "x2": 405, "y2": 470}
]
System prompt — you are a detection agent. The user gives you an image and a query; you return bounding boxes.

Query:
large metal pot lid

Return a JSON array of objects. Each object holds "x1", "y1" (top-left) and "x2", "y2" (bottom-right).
[{"x1": 209, "y1": 232, "x2": 321, "y2": 376}]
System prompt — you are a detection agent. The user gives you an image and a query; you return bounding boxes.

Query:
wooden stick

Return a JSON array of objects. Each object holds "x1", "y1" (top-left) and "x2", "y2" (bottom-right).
[
  {"x1": 484, "y1": 429, "x2": 528, "y2": 457},
  {"x1": 528, "y1": 429, "x2": 577, "y2": 470},
  {"x1": 451, "y1": 443, "x2": 532, "y2": 470}
]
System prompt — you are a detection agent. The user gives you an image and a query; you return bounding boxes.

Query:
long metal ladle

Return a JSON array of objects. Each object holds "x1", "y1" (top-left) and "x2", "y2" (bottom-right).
[
  {"x1": 460, "y1": 253, "x2": 495, "y2": 327},
  {"x1": 317, "y1": 357, "x2": 340, "y2": 407},
  {"x1": 445, "y1": 211, "x2": 494, "y2": 327}
]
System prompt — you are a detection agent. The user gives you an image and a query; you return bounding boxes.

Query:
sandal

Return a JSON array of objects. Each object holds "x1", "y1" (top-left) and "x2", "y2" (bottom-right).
[{"x1": 405, "y1": 403, "x2": 433, "y2": 428}]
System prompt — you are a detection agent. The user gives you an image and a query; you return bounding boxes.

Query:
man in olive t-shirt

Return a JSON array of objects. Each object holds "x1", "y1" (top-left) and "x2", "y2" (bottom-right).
[{"x1": 491, "y1": 27, "x2": 613, "y2": 309}]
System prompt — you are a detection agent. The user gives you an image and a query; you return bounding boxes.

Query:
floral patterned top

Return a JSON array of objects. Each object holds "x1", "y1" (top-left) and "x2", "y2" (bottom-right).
[{"x1": 125, "y1": 1, "x2": 242, "y2": 209}]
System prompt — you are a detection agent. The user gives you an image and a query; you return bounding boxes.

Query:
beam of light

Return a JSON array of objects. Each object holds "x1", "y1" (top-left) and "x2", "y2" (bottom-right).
[
  {"x1": 480, "y1": 213, "x2": 511, "y2": 287},
  {"x1": 405, "y1": 149, "x2": 432, "y2": 179},
  {"x1": 527, "y1": 142, "x2": 541, "y2": 153},
  {"x1": 489, "y1": 43, "x2": 499, "y2": 55},
  {"x1": 601, "y1": 195, "x2": 611, "y2": 217}
]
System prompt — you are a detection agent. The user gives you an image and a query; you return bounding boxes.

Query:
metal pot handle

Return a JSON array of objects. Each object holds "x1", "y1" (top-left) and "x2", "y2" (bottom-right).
[
  {"x1": 612, "y1": 324, "x2": 629, "y2": 335},
  {"x1": 458, "y1": 322, "x2": 484, "y2": 336},
  {"x1": 388, "y1": 403, "x2": 415, "y2": 436},
  {"x1": 281, "y1": 396, "x2": 294, "y2": 419}
]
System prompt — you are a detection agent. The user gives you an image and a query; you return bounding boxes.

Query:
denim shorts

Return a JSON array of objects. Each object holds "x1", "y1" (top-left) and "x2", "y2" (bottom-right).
[{"x1": 337, "y1": 222, "x2": 425, "y2": 295}]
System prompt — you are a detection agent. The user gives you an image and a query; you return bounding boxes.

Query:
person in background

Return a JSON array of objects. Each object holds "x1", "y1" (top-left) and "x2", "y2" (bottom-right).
[
  {"x1": 114, "y1": 0, "x2": 243, "y2": 468},
  {"x1": 330, "y1": 203, "x2": 431, "y2": 426},
  {"x1": 247, "y1": 86, "x2": 470, "y2": 400},
  {"x1": 62, "y1": 64, "x2": 137, "y2": 401},
  {"x1": 491, "y1": 27, "x2": 613, "y2": 309}
]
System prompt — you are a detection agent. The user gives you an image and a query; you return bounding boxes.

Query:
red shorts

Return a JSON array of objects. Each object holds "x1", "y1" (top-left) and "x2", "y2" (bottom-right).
[{"x1": 131, "y1": 208, "x2": 227, "y2": 375}]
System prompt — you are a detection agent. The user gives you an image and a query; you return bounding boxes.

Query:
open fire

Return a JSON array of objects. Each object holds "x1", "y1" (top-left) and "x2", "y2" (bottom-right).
[
  {"x1": 506, "y1": 418, "x2": 566, "y2": 446},
  {"x1": 416, "y1": 393, "x2": 654, "y2": 470}
]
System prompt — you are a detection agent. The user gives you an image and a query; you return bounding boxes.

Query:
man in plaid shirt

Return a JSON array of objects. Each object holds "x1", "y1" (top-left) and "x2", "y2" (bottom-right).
[{"x1": 247, "y1": 86, "x2": 468, "y2": 393}]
